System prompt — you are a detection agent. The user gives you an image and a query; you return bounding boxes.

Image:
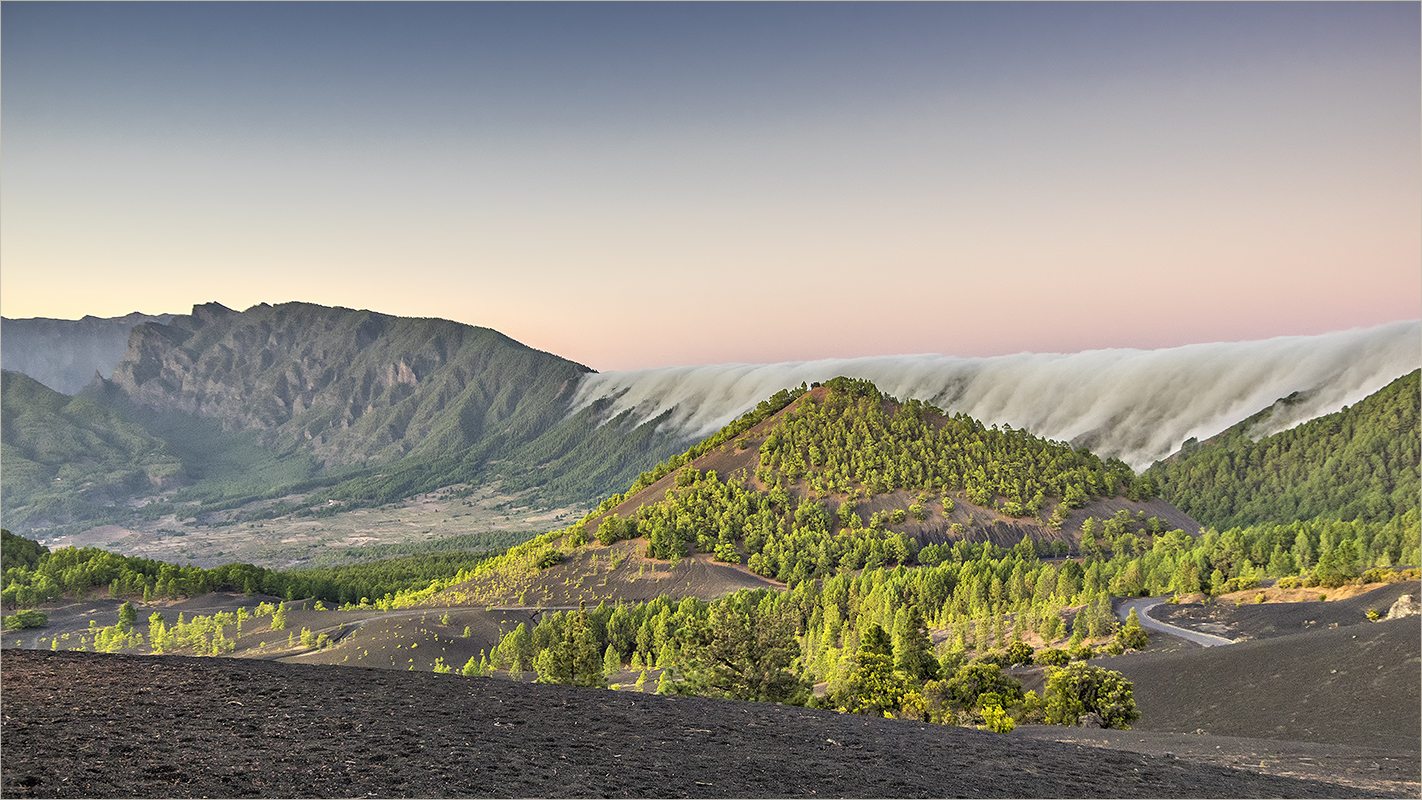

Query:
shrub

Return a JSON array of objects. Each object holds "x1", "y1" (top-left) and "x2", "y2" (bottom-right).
[
  {"x1": 1018, "y1": 690, "x2": 1046, "y2": 724},
  {"x1": 597, "y1": 516, "x2": 629, "y2": 546},
  {"x1": 2, "y1": 609, "x2": 47, "y2": 629},
  {"x1": 1313, "y1": 571, "x2": 1348, "y2": 590},
  {"x1": 1044, "y1": 662, "x2": 1140, "y2": 729},
  {"x1": 566, "y1": 526, "x2": 588, "y2": 548},
  {"x1": 1037, "y1": 648, "x2": 1070, "y2": 667},
  {"x1": 977, "y1": 694, "x2": 1015, "y2": 733},
  {"x1": 1219, "y1": 576, "x2": 1260, "y2": 594},
  {"x1": 974, "y1": 650, "x2": 1010, "y2": 668},
  {"x1": 1068, "y1": 644, "x2": 1094, "y2": 662},
  {"x1": 536, "y1": 549, "x2": 565, "y2": 569},
  {"x1": 1361, "y1": 567, "x2": 1418, "y2": 584},
  {"x1": 1005, "y1": 641, "x2": 1034, "y2": 666},
  {"x1": 1276, "y1": 575, "x2": 1301, "y2": 589},
  {"x1": 945, "y1": 660, "x2": 1023, "y2": 708}
]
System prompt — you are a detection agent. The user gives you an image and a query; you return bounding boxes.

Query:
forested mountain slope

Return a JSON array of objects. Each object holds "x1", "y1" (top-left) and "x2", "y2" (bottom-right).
[
  {"x1": 0, "y1": 371, "x2": 184, "y2": 529},
  {"x1": 108, "y1": 301, "x2": 594, "y2": 468},
  {"x1": 6, "y1": 303, "x2": 1414, "y2": 546},
  {"x1": 1147, "y1": 370, "x2": 1419, "y2": 529}
]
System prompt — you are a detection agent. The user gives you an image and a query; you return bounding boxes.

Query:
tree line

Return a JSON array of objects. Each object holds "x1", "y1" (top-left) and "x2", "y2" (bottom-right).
[{"x1": 0, "y1": 531, "x2": 503, "y2": 609}]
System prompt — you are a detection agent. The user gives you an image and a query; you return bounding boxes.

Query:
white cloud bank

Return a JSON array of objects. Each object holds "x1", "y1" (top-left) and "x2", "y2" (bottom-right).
[{"x1": 569, "y1": 321, "x2": 1421, "y2": 470}]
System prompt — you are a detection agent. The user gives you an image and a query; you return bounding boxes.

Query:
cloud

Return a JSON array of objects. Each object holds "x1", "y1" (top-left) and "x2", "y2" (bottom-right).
[{"x1": 569, "y1": 321, "x2": 1421, "y2": 470}]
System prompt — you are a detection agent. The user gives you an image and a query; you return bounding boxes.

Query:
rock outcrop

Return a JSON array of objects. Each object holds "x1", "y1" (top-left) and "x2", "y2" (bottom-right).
[{"x1": 1385, "y1": 594, "x2": 1419, "y2": 620}]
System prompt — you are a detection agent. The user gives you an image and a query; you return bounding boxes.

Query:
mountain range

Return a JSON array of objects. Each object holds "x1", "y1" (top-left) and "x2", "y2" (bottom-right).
[{"x1": 2, "y1": 302, "x2": 1417, "y2": 543}]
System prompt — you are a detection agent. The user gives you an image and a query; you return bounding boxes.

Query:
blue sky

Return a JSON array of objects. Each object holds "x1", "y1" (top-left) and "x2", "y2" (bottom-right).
[{"x1": 4, "y1": 2, "x2": 1418, "y2": 370}]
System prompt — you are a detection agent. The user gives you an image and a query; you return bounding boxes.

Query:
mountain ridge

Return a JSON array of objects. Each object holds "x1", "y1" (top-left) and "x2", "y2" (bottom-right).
[{"x1": 0, "y1": 312, "x2": 174, "y2": 395}]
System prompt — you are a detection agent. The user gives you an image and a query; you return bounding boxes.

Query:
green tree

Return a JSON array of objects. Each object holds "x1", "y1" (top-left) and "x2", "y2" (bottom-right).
[
  {"x1": 148, "y1": 612, "x2": 168, "y2": 652},
  {"x1": 833, "y1": 624, "x2": 908, "y2": 716},
  {"x1": 1044, "y1": 662, "x2": 1140, "y2": 729},
  {"x1": 117, "y1": 601, "x2": 137, "y2": 633},
  {"x1": 603, "y1": 643, "x2": 621, "y2": 679},
  {"x1": 1115, "y1": 608, "x2": 1148, "y2": 651},
  {"x1": 677, "y1": 593, "x2": 809, "y2": 704},
  {"x1": 893, "y1": 606, "x2": 939, "y2": 682},
  {"x1": 535, "y1": 601, "x2": 605, "y2": 688},
  {"x1": 270, "y1": 603, "x2": 287, "y2": 631},
  {"x1": 944, "y1": 659, "x2": 1023, "y2": 709}
]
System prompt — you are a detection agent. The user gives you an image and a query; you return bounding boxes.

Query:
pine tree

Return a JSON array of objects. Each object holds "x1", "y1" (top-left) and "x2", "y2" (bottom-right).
[
  {"x1": 833, "y1": 624, "x2": 907, "y2": 716},
  {"x1": 117, "y1": 601, "x2": 137, "y2": 633},
  {"x1": 893, "y1": 606, "x2": 938, "y2": 682},
  {"x1": 1116, "y1": 608, "x2": 1148, "y2": 651},
  {"x1": 603, "y1": 643, "x2": 621, "y2": 679}
]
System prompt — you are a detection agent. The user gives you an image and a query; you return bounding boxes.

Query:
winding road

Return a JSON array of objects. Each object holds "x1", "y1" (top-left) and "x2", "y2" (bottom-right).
[{"x1": 1117, "y1": 596, "x2": 1236, "y2": 647}]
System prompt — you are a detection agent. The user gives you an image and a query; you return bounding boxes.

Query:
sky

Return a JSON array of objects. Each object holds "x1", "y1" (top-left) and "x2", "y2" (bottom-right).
[{"x1": 3, "y1": 2, "x2": 1418, "y2": 372}]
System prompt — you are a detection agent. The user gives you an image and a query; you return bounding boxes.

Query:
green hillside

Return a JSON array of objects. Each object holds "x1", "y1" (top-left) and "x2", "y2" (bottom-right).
[
  {"x1": 444, "y1": 377, "x2": 1195, "y2": 607},
  {"x1": 0, "y1": 371, "x2": 184, "y2": 529},
  {"x1": 444, "y1": 378, "x2": 1418, "y2": 725},
  {"x1": 1146, "y1": 370, "x2": 1420, "y2": 529},
  {"x1": 585, "y1": 377, "x2": 1163, "y2": 582},
  {"x1": 6, "y1": 369, "x2": 1418, "y2": 729},
  {"x1": 108, "y1": 302, "x2": 694, "y2": 512},
  {"x1": 109, "y1": 301, "x2": 598, "y2": 470}
]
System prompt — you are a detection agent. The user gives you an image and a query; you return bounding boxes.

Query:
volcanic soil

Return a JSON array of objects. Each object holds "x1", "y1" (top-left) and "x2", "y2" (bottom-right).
[
  {"x1": 1019, "y1": 580, "x2": 1421, "y2": 796},
  {"x1": 0, "y1": 648, "x2": 1405, "y2": 799},
  {"x1": 3, "y1": 581, "x2": 1417, "y2": 796},
  {"x1": 431, "y1": 539, "x2": 781, "y2": 609}
]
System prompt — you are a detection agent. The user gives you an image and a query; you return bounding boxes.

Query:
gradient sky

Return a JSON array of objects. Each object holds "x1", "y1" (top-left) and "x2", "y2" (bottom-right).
[{"x1": 3, "y1": 2, "x2": 1418, "y2": 371}]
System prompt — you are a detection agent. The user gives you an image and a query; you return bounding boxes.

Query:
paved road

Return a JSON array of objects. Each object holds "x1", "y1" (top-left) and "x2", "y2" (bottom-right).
[{"x1": 1118, "y1": 596, "x2": 1236, "y2": 648}]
